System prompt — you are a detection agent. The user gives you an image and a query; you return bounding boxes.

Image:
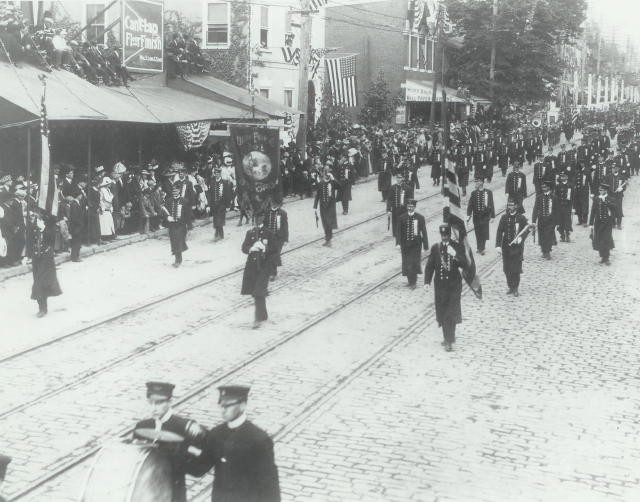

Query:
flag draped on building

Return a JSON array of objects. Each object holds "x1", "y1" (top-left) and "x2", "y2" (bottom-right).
[
  {"x1": 325, "y1": 54, "x2": 358, "y2": 107},
  {"x1": 310, "y1": 0, "x2": 327, "y2": 11},
  {"x1": 176, "y1": 121, "x2": 211, "y2": 151},
  {"x1": 37, "y1": 75, "x2": 57, "y2": 216},
  {"x1": 441, "y1": 90, "x2": 482, "y2": 299}
]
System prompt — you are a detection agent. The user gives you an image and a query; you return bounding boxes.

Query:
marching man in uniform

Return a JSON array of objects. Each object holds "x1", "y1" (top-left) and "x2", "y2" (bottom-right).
[
  {"x1": 387, "y1": 173, "x2": 413, "y2": 240},
  {"x1": 466, "y1": 178, "x2": 495, "y2": 255},
  {"x1": 607, "y1": 164, "x2": 627, "y2": 229},
  {"x1": 505, "y1": 160, "x2": 527, "y2": 213},
  {"x1": 589, "y1": 182, "x2": 617, "y2": 265},
  {"x1": 313, "y1": 167, "x2": 340, "y2": 247},
  {"x1": 531, "y1": 180, "x2": 557, "y2": 260},
  {"x1": 263, "y1": 199, "x2": 289, "y2": 281},
  {"x1": 495, "y1": 198, "x2": 530, "y2": 297},
  {"x1": 208, "y1": 166, "x2": 233, "y2": 241},
  {"x1": 161, "y1": 163, "x2": 195, "y2": 267},
  {"x1": 554, "y1": 171, "x2": 574, "y2": 242},
  {"x1": 133, "y1": 382, "x2": 205, "y2": 502},
  {"x1": 396, "y1": 199, "x2": 428, "y2": 289},
  {"x1": 424, "y1": 224, "x2": 465, "y2": 352},
  {"x1": 574, "y1": 163, "x2": 591, "y2": 226},
  {"x1": 189, "y1": 385, "x2": 281, "y2": 502}
]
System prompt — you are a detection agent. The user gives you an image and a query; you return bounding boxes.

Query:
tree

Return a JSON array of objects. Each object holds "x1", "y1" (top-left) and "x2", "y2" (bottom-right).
[
  {"x1": 445, "y1": 0, "x2": 587, "y2": 107},
  {"x1": 311, "y1": 83, "x2": 351, "y2": 142},
  {"x1": 359, "y1": 73, "x2": 402, "y2": 126},
  {"x1": 164, "y1": 10, "x2": 202, "y2": 39}
]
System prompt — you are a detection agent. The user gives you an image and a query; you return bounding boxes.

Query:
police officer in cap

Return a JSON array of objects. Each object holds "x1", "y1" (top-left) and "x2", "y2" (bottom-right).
[
  {"x1": 396, "y1": 199, "x2": 428, "y2": 289},
  {"x1": 467, "y1": 177, "x2": 495, "y2": 255},
  {"x1": 133, "y1": 382, "x2": 205, "y2": 502},
  {"x1": 189, "y1": 385, "x2": 281, "y2": 502},
  {"x1": 589, "y1": 182, "x2": 616, "y2": 265},
  {"x1": 424, "y1": 224, "x2": 465, "y2": 352}
]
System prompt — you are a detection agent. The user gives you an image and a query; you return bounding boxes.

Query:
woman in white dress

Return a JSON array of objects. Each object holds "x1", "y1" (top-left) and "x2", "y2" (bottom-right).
[{"x1": 98, "y1": 177, "x2": 115, "y2": 239}]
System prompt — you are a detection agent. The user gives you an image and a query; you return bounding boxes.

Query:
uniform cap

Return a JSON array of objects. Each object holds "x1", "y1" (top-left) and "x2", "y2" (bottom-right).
[
  {"x1": 439, "y1": 224, "x2": 451, "y2": 236},
  {"x1": 599, "y1": 182, "x2": 610, "y2": 190},
  {"x1": 218, "y1": 385, "x2": 250, "y2": 404},
  {"x1": 146, "y1": 381, "x2": 175, "y2": 399},
  {"x1": 406, "y1": 199, "x2": 417, "y2": 207},
  {"x1": 507, "y1": 198, "x2": 517, "y2": 205},
  {"x1": 94, "y1": 165, "x2": 104, "y2": 174}
]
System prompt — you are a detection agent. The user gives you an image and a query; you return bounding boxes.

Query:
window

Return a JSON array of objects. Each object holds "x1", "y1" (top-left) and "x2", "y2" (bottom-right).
[
  {"x1": 86, "y1": 4, "x2": 105, "y2": 43},
  {"x1": 260, "y1": 6, "x2": 269, "y2": 48},
  {"x1": 260, "y1": 89, "x2": 270, "y2": 99},
  {"x1": 408, "y1": 33, "x2": 434, "y2": 71},
  {"x1": 207, "y1": 2, "x2": 229, "y2": 46},
  {"x1": 284, "y1": 89, "x2": 293, "y2": 107}
]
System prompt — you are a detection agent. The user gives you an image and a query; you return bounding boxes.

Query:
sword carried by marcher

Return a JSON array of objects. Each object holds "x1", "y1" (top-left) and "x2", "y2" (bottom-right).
[{"x1": 509, "y1": 223, "x2": 533, "y2": 246}]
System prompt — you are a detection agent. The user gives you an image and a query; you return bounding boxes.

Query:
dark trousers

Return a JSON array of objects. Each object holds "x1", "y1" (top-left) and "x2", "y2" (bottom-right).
[
  {"x1": 506, "y1": 272, "x2": 520, "y2": 291},
  {"x1": 37, "y1": 297, "x2": 47, "y2": 313},
  {"x1": 70, "y1": 236, "x2": 82, "y2": 261},
  {"x1": 341, "y1": 200, "x2": 349, "y2": 213},
  {"x1": 407, "y1": 273, "x2": 417, "y2": 286},
  {"x1": 474, "y1": 223, "x2": 489, "y2": 251},
  {"x1": 254, "y1": 295, "x2": 268, "y2": 321},
  {"x1": 442, "y1": 319, "x2": 456, "y2": 344},
  {"x1": 214, "y1": 226, "x2": 225, "y2": 238},
  {"x1": 599, "y1": 249, "x2": 610, "y2": 260},
  {"x1": 175, "y1": 251, "x2": 182, "y2": 264}
]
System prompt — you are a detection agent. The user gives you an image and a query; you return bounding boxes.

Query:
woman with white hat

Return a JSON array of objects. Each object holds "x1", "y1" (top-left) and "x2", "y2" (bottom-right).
[{"x1": 98, "y1": 177, "x2": 115, "y2": 240}]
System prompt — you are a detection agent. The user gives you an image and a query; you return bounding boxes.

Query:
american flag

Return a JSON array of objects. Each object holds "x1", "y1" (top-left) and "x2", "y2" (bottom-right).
[
  {"x1": 441, "y1": 90, "x2": 482, "y2": 299},
  {"x1": 325, "y1": 54, "x2": 358, "y2": 107},
  {"x1": 310, "y1": 0, "x2": 327, "y2": 11},
  {"x1": 37, "y1": 75, "x2": 57, "y2": 216}
]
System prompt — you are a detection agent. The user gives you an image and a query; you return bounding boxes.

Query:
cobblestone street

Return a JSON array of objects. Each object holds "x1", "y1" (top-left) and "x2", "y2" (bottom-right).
[{"x1": 2, "y1": 156, "x2": 640, "y2": 502}]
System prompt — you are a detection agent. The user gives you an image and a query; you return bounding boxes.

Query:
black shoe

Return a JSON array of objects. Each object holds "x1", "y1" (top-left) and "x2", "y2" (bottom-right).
[
  {"x1": 513, "y1": 289, "x2": 520, "y2": 297},
  {"x1": 506, "y1": 289, "x2": 513, "y2": 295},
  {"x1": 445, "y1": 343, "x2": 453, "y2": 352},
  {"x1": 36, "y1": 310, "x2": 47, "y2": 318},
  {"x1": 566, "y1": 234, "x2": 571, "y2": 243}
]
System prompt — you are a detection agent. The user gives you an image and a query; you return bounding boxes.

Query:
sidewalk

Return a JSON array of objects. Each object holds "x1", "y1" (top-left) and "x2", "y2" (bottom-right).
[{"x1": 0, "y1": 177, "x2": 379, "y2": 283}]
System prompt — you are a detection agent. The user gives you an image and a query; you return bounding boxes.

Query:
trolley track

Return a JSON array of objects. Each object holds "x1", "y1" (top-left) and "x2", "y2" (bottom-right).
[
  {"x1": 1, "y1": 190, "x2": 446, "y2": 366},
  {"x1": 8, "y1": 188, "x2": 534, "y2": 502},
  {"x1": 0, "y1": 167, "x2": 529, "y2": 421}
]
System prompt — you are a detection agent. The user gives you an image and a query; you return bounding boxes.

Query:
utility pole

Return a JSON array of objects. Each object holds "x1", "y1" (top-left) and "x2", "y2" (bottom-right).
[
  {"x1": 429, "y1": 4, "x2": 444, "y2": 125},
  {"x1": 489, "y1": 0, "x2": 498, "y2": 101},
  {"x1": 296, "y1": 0, "x2": 312, "y2": 155}
]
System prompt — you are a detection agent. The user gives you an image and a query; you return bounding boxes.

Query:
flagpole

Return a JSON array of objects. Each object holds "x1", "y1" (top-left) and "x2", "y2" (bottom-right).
[{"x1": 26, "y1": 125, "x2": 32, "y2": 253}]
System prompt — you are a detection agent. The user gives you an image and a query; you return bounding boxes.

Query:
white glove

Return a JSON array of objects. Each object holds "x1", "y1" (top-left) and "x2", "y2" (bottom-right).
[
  {"x1": 515, "y1": 237, "x2": 522, "y2": 244},
  {"x1": 495, "y1": 247, "x2": 502, "y2": 254},
  {"x1": 446, "y1": 245, "x2": 456, "y2": 257},
  {"x1": 167, "y1": 216, "x2": 175, "y2": 223},
  {"x1": 616, "y1": 187, "x2": 623, "y2": 193}
]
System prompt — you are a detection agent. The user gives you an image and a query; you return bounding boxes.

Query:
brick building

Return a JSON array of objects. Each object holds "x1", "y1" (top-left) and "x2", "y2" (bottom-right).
[{"x1": 324, "y1": 0, "x2": 469, "y2": 124}]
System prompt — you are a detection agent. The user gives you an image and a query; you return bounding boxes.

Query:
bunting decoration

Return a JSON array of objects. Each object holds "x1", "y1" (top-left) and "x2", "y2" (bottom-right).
[{"x1": 176, "y1": 121, "x2": 211, "y2": 151}]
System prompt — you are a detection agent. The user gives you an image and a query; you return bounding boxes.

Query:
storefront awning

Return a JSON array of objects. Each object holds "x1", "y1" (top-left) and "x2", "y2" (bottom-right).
[
  {"x1": 403, "y1": 79, "x2": 467, "y2": 103},
  {"x1": 169, "y1": 75, "x2": 302, "y2": 118},
  {"x1": 0, "y1": 61, "x2": 269, "y2": 127}
]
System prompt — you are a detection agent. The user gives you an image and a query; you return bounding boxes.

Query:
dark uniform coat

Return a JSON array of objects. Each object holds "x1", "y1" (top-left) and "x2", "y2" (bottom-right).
[
  {"x1": 162, "y1": 180, "x2": 195, "y2": 256},
  {"x1": 241, "y1": 226, "x2": 276, "y2": 298},
  {"x1": 531, "y1": 192, "x2": 557, "y2": 251},
  {"x1": 386, "y1": 183, "x2": 414, "y2": 239},
  {"x1": 396, "y1": 211, "x2": 428, "y2": 277},
  {"x1": 573, "y1": 170, "x2": 591, "y2": 223},
  {"x1": 313, "y1": 179, "x2": 340, "y2": 231},
  {"x1": 589, "y1": 195, "x2": 616, "y2": 252},
  {"x1": 554, "y1": 182, "x2": 574, "y2": 232},
  {"x1": 134, "y1": 414, "x2": 202, "y2": 502},
  {"x1": 335, "y1": 163, "x2": 355, "y2": 201},
  {"x1": 263, "y1": 208, "x2": 288, "y2": 268},
  {"x1": 29, "y1": 218, "x2": 62, "y2": 301},
  {"x1": 467, "y1": 188, "x2": 495, "y2": 243},
  {"x1": 377, "y1": 159, "x2": 392, "y2": 199},
  {"x1": 208, "y1": 178, "x2": 234, "y2": 228},
  {"x1": 424, "y1": 241, "x2": 465, "y2": 327},
  {"x1": 505, "y1": 171, "x2": 527, "y2": 212},
  {"x1": 496, "y1": 212, "x2": 529, "y2": 274},
  {"x1": 191, "y1": 420, "x2": 280, "y2": 502}
]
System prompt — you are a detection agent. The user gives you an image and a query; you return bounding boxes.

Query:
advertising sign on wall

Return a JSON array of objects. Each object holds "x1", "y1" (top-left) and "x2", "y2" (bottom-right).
[{"x1": 122, "y1": 0, "x2": 164, "y2": 72}]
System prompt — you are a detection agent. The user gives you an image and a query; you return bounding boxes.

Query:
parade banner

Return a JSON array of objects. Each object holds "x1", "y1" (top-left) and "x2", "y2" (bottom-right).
[
  {"x1": 122, "y1": 0, "x2": 163, "y2": 72},
  {"x1": 229, "y1": 125, "x2": 281, "y2": 212}
]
